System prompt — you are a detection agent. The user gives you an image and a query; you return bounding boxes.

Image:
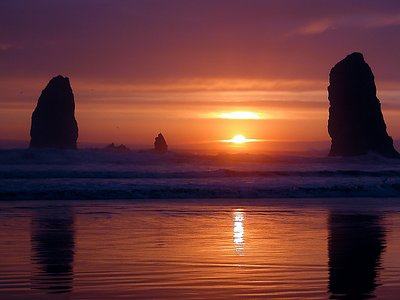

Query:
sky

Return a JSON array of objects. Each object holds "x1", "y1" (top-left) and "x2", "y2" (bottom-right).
[{"x1": 1, "y1": 0, "x2": 400, "y2": 152}]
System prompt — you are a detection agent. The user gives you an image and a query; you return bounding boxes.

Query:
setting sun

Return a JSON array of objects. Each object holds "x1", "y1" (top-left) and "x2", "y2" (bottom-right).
[
  {"x1": 220, "y1": 134, "x2": 261, "y2": 145},
  {"x1": 232, "y1": 134, "x2": 247, "y2": 144},
  {"x1": 3, "y1": 2, "x2": 400, "y2": 300}
]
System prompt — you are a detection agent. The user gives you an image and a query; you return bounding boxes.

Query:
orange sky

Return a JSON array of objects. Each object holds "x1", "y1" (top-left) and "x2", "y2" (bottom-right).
[
  {"x1": 1, "y1": 76, "x2": 399, "y2": 152},
  {"x1": 1, "y1": 1, "x2": 400, "y2": 152}
]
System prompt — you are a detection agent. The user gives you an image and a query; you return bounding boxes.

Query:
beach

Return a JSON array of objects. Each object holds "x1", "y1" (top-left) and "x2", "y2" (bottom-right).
[
  {"x1": 1, "y1": 198, "x2": 400, "y2": 299},
  {"x1": 1, "y1": 150, "x2": 400, "y2": 299}
]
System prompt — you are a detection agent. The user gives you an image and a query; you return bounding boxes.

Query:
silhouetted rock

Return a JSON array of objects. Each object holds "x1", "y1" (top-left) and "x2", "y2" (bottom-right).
[
  {"x1": 104, "y1": 143, "x2": 130, "y2": 152},
  {"x1": 154, "y1": 133, "x2": 168, "y2": 152},
  {"x1": 328, "y1": 53, "x2": 399, "y2": 158},
  {"x1": 30, "y1": 75, "x2": 78, "y2": 149}
]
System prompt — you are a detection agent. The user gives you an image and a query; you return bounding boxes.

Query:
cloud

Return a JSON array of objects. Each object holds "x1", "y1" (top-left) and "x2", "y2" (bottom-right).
[
  {"x1": 2, "y1": 1, "x2": 400, "y2": 97},
  {"x1": 292, "y1": 19, "x2": 332, "y2": 35},
  {"x1": 292, "y1": 11, "x2": 400, "y2": 36},
  {"x1": 348, "y1": 13, "x2": 400, "y2": 28},
  {"x1": 0, "y1": 43, "x2": 19, "y2": 51}
]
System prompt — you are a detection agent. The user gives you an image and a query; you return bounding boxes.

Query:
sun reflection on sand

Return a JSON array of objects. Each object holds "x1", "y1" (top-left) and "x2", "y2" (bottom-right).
[{"x1": 233, "y1": 210, "x2": 245, "y2": 254}]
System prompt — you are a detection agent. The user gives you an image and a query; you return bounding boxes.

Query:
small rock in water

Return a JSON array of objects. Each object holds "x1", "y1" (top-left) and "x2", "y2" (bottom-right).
[
  {"x1": 154, "y1": 133, "x2": 168, "y2": 152},
  {"x1": 104, "y1": 143, "x2": 130, "y2": 152}
]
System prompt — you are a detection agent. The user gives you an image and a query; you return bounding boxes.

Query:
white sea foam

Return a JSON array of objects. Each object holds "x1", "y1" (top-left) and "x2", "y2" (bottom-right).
[{"x1": 1, "y1": 149, "x2": 400, "y2": 200}]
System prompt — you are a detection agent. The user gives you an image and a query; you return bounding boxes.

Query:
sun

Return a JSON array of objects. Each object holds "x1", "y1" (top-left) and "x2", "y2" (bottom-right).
[
  {"x1": 219, "y1": 135, "x2": 260, "y2": 144},
  {"x1": 231, "y1": 134, "x2": 247, "y2": 144}
]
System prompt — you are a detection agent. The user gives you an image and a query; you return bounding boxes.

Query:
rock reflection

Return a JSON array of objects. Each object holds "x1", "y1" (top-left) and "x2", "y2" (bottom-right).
[
  {"x1": 31, "y1": 207, "x2": 75, "y2": 294},
  {"x1": 233, "y1": 210, "x2": 245, "y2": 254},
  {"x1": 328, "y1": 213, "x2": 386, "y2": 299}
]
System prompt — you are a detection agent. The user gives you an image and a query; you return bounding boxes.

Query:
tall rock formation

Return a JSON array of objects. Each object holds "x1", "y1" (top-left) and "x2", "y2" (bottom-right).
[
  {"x1": 154, "y1": 133, "x2": 168, "y2": 152},
  {"x1": 30, "y1": 76, "x2": 78, "y2": 149},
  {"x1": 328, "y1": 52, "x2": 399, "y2": 158}
]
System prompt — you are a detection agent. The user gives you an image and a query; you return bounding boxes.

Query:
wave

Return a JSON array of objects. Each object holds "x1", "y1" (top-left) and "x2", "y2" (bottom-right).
[
  {"x1": 1, "y1": 149, "x2": 400, "y2": 200},
  {"x1": 1, "y1": 181, "x2": 400, "y2": 200},
  {"x1": 1, "y1": 169, "x2": 400, "y2": 179}
]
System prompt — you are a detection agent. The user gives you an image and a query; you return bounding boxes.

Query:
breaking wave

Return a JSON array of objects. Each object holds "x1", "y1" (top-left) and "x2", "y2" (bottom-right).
[{"x1": 1, "y1": 149, "x2": 400, "y2": 200}]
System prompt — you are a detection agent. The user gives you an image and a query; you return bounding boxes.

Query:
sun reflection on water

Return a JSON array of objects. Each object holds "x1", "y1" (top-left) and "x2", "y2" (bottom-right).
[{"x1": 233, "y1": 210, "x2": 245, "y2": 254}]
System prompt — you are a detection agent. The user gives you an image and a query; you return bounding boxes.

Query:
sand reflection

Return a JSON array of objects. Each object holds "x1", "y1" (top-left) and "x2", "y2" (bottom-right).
[
  {"x1": 233, "y1": 210, "x2": 245, "y2": 254},
  {"x1": 328, "y1": 213, "x2": 386, "y2": 299}
]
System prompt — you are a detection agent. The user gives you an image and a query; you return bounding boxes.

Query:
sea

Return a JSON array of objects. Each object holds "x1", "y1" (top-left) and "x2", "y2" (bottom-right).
[{"x1": 1, "y1": 149, "x2": 400, "y2": 299}]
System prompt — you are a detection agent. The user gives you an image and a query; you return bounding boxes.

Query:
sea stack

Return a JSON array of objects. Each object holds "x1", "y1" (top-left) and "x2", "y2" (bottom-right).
[
  {"x1": 30, "y1": 75, "x2": 79, "y2": 149},
  {"x1": 154, "y1": 133, "x2": 168, "y2": 152},
  {"x1": 328, "y1": 52, "x2": 399, "y2": 158},
  {"x1": 104, "y1": 143, "x2": 130, "y2": 152}
]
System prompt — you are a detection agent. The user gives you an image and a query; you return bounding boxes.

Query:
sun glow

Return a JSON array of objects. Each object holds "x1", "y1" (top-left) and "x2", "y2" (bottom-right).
[{"x1": 218, "y1": 111, "x2": 265, "y2": 120}]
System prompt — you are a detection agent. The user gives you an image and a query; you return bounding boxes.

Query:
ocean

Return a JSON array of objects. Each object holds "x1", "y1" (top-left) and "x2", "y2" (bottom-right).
[
  {"x1": 1, "y1": 149, "x2": 400, "y2": 200},
  {"x1": 1, "y1": 149, "x2": 400, "y2": 299}
]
